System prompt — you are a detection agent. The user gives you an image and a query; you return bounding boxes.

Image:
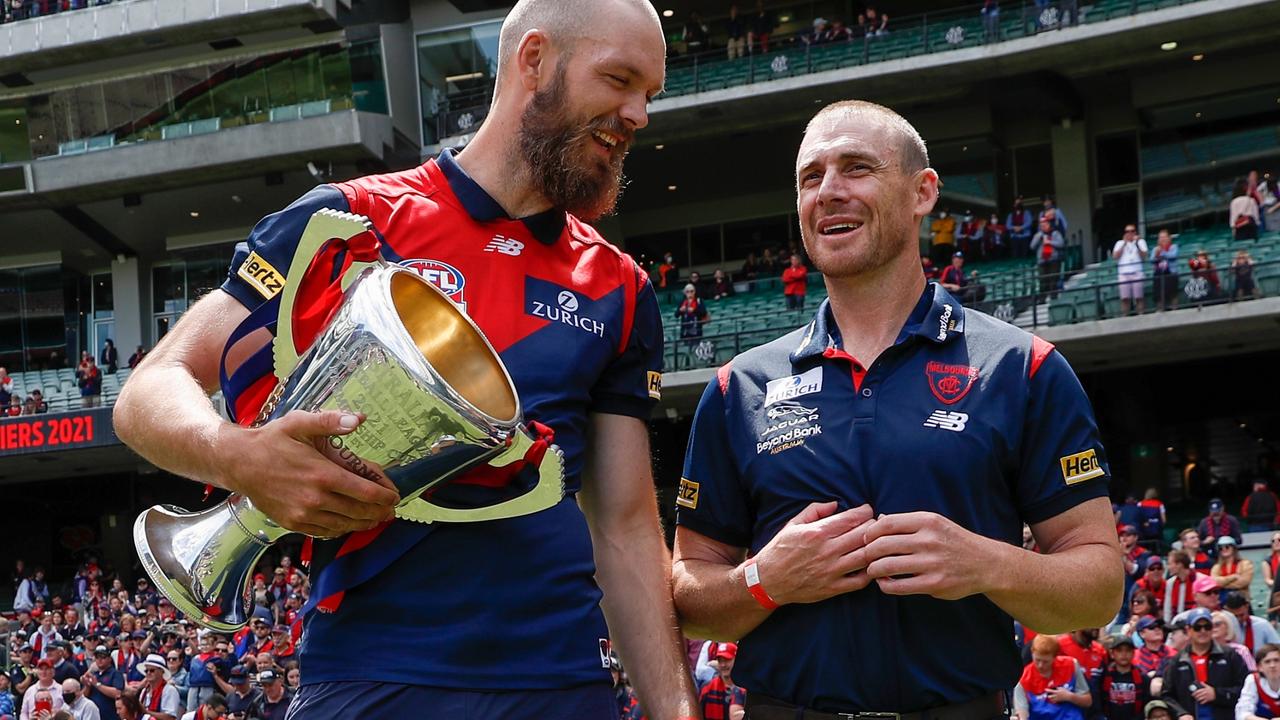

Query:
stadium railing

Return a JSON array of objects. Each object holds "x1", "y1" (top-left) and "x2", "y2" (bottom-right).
[{"x1": 0, "y1": 0, "x2": 111, "y2": 26}]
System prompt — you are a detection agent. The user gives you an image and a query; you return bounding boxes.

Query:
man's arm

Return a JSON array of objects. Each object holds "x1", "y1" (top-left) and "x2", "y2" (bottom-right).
[
  {"x1": 672, "y1": 503, "x2": 874, "y2": 641},
  {"x1": 112, "y1": 290, "x2": 397, "y2": 538},
  {"x1": 578, "y1": 413, "x2": 697, "y2": 720},
  {"x1": 861, "y1": 496, "x2": 1122, "y2": 632}
]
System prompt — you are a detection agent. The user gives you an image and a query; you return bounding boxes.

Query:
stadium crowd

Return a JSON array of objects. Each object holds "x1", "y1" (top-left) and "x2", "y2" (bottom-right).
[{"x1": 1, "y1": 0, "x2": 112, "y2": 24}]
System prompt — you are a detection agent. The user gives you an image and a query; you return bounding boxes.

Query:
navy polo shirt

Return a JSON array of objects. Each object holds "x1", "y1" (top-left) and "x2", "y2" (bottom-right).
[{"x1": 677, "y1": 283, "x2": 1109, "y2": 712}]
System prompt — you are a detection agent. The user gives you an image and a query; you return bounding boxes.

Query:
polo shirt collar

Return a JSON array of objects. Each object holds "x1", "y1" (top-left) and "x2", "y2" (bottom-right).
[
  {"x1": 789, "y1": 281, "x2": 966, "y2": 363},
  {"x1": 435, "y1": 149, "x2": 566, "y2": 245}
]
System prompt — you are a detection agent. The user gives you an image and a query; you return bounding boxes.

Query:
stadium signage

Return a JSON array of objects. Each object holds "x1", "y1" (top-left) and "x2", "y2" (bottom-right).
[{"x1": 0, "y1": 407, "x2": 119, "y2": 457}]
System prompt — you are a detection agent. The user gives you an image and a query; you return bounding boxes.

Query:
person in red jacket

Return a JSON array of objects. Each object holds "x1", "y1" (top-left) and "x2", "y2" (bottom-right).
[
  {"x1": 781, "y1": 253, "x2": 808, "y2": 310},
  {"x1": 698, "y1": 643, "x2": 745, "y2": 720},
  {"x1": 1242, "y1": 480, "x2": 1280, "y2": 532}
]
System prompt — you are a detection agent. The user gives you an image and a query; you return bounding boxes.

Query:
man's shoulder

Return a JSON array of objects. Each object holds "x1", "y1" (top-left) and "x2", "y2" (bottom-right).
[
  {"x1": 719, "y1": 325, "x2": 813, "y2": 393},
  {"x1": 336, "y1": 164, "x2": 434, "y2": 202}
]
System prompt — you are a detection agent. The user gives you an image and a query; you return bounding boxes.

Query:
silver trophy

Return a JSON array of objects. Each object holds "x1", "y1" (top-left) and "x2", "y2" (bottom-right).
[{"x1": 133, "y1": 210, "x2": 564, "y2": 631}]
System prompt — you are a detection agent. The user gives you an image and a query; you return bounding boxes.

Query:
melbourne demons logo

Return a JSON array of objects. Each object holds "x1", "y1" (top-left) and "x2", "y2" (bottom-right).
[
  {"x1": 925, "y1": 361, "x2": 978, "y2": 405},
  {"x1": 399, "y1": 259, "x2": 467, "y2": 311}
]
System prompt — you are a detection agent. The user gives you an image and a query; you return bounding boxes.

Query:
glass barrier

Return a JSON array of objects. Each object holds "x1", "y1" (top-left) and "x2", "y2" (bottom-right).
[{"x1": 0, "y1": 0, "x2": 113, "y2": 26}]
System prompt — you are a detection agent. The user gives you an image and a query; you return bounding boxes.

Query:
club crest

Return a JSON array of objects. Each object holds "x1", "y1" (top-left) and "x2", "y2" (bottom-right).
[{"x1": 925, "y1": 361, "x2": 978, "y2": 405}]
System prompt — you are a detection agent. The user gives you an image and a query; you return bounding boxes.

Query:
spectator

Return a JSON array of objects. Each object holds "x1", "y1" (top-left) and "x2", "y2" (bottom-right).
[
  {"x1": 1137, "y1": 488, "x2": 1166, "y2": 551},
  {"x1": 688, "y1": 271, "x2": 705, "y2": 298},
  {"x1": 828, "y1": 18, "x2": 852, "y2": 41},
  {"x1": 1265, "y1": 533, "x2": 1280, "y2": 593},
  {"x1": 1200, "y1": 499, "x2": 1244, "y2": 550},
  {"x1": 675, "y1": 284, "x2": 709, "y2": 343},
  {"x1": 1224, "y1": 592, "x2": 1280, "y2": 657},
  {"x1": 1112, "y1": 223, "x2": 1149, "y2": 315},
  {"x1": 1014, "y1": 634, "x2": 1091, "y2": 720},
  {"x1": 1172, "y1": 574, "x2": 1225, "y2": 627},
  {"x1": 1135, "y1": 559, "x2": 1166, "y2": 613},
  {"x1": 135, "y1": 655, "x2": 179, "y2": 720},
  {"x1": 60, "y1": 679, "x2": 98, "y2": 720},
  {"x1": 780, "y1": 253, "x2": 807, "y2": 310},
  {"x1": 760, "y1": 247, "x2": 779, "y2": 273},
  {"x1": 610, "y1": 656, "x2": 643, "y2": 720},
  {"x1": 114, "y1": 689, "x2": 142, "y2": 720},
  {"x1": 1058, "y1": 628, "x2": 1107, "y2": 699},
  {"x1": 1180, "y1": 528, "x2": 1216, "y2": 571},
  {"x1": 983, "y1": 212, "x2": 1007, "y2": 258},
  {"x1": 15, "y1": 569, "x2": 50, "y2": 614},
  {"x1": 1211, "y1": 537, "x2": 1254, "y2": 596},
  {"x1": 938, "y1": 252, "x2": 982, "y2": 303},
  {"x1": 802, "y1": 17, "x2": 830, "y2": 45},
  {"x1": 1126, "y1": 590, "x2": 1159, "y2": 635},
  {"x1": 1134, "y1": 617, "x2": 1175, "y2": 679},
  {"x1": 0, "y1": 673, "x2": 14, "y2": 719},
  {"x1": 1230, "y1": 178, "x2": 1261, "y2": 241},
  {"x1": 1212, "y1": 610, "x2": 1257, "y2": 672},
  {"x1": 709, "y1": 269, "x2": 733, "y2": 300},
  {"x1": 7, "y1": 397, "x2": 21, "y2": 417},
  {"x1": 1241, "y1": 481, "x2": 1280, "y2": 532},
  {"x1": 1238, "y1": 643, "x2": 1280, "y2": 720},
  {"x1": 1007, "y1": 197, "x2": 1035, "y2": 258},
  {"x1": 738, "y1": 252, "x2": 760, "y2": 281},
  {"x1": 48, "y1": 645, "x2": 78, "y2": 686},
  {"x1": 1040, "y1": 197, "x2": 1068, "y2": 235},
  {"x1": 681, "y1": 11, "x2": 710, "y2": 53},
  {"x1": 981, "y1": 0, "x2": 1001, "y2": 41},
  {"x1": 99, "y1": 340, "x2": 117, "y2": 375},
  {"x1": 863, "y1": 6, "x2": 889, "y2": 36},
  {"x1": 1231, "y1": 249, "x2": 1261, "y2": 301},
  {"x1": 163, "y1": 654, "x2": 186, "y2": 710},
  {"x1": 21, "y1": 660, "x2": 65, "y2": 719},
  {"x1": 254, "y1": 670, "x2": 291, "y2": 720},
  {"x1": 1030, "y1": 218, "x2": 1064, "y2": 297},
  {"x1": 1158, "y1": 607, "x2": 1248, "y2": 719},
  {"x1": 1101, "y1": 634, "x2": 1150, "y2": 720},
  {"x1": 748, "y1": 0, "x2": 774, "y2": 54},
  {"x1": 1151, "y1": 228, "x2": 1179, "y2": 311},
  {"x1": 920, "y1": 255, "x2": 939, "y2": 281},
  {"x1": 0, "y1": 366, "x2": 12, "y2": 407},
  {"x1": 126, "y1": 346, "x2": 146, "y2": 371},
  {"x1": 956, "y1": 210, "x2": 981, "y2": 256},
  {"x1": 725, "y1": 5, "x2": 746, "y2": 59},
  {"x1": 697, "y1": 644, "x2": 743, "y2": 720},
  {"x1": 1187, "y1": 249, "x2": 1223, "y2": 302},
  {"x1": 1120, "y1": 525, "x2": 1152, "y2": 607},
  {"x1": 178, "y1": 693, "x2": 224, "y2": 720},
  {"x1": 929, "y1": 209, "x2": 957, "y2": 267},
  {"x1": 76, "y1": 357, "x2": 102, "y2": 409},
  {"x1": 81, "y1": 645, "x2": 124, "y2": 720},
  {"x1": 218, "y1": 667, "x2": 259, "y2": 719},
  {"x1": 658, "y1": 252, "x2": 679, "y2": 289}
]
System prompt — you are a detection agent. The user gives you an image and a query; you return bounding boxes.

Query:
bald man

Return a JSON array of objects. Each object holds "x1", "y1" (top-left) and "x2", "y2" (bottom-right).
[
  {"x1": 114, "y1": 0, "x2": 697, "y2": 718},
  {"x1": 671, "y1": 101, "x2": 1122, "y2": 716}
]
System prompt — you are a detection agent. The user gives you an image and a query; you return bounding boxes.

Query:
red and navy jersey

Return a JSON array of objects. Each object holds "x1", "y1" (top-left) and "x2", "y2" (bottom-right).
[
  {"x1": 220, "y1": 150, "x2": 663, "y2": 689},
  {"x1": 676, "y1": 284, "x2": 1109, "y2": 712}
]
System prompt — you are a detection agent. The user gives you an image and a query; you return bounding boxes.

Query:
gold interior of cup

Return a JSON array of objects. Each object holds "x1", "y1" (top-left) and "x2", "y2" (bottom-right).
[{"x1": 390, "y1": 271, "x2": 517, "y2": 422}]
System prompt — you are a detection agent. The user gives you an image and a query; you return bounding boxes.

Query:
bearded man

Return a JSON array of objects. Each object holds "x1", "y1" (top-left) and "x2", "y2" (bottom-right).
[{"x1": 113, "y1": 0, "x2": 696, "y2": 717}]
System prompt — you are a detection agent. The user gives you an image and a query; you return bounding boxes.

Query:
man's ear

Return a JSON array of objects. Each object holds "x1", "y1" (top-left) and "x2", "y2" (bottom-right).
[
  {"x1": 514, "y1": 29, "x2": 551, "y2": 93},
  {"x1": 913, "y1": 168, "x2": 940, "y2": 219}
]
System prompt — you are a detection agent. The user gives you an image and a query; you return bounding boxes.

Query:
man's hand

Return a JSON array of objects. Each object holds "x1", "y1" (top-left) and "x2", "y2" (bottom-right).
[
  {"x1": 1191, "y1": 683, "x2": 1216, "y2": 704},
  {"x1": 861, "y1": 512, "x2": 999, "y2": 599},
  {"x1": 1044, "y1": 686, "x2": 1072, "y2": 704},
  {"x1": 754, "y1": 501, "x2": 875, "y2": 605},
  {"x1": 224, "y1": 410, "x2": 399, "y2": 537}
]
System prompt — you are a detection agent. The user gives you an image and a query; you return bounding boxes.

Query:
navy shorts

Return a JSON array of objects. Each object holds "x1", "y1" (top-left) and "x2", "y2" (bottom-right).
[{"x1": 284, "y1": 681, "x2": 616, "y2": 720}]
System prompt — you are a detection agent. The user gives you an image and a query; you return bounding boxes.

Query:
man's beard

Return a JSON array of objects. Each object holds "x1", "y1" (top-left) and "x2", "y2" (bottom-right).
[{"x1": 518, "y1": 64, "x2": 630, "y2": 222}]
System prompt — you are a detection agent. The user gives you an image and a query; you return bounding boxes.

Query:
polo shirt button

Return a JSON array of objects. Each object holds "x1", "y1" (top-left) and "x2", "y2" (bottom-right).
[{"x1": 861, "y1": 388, "x2": 873, "y2": 397}]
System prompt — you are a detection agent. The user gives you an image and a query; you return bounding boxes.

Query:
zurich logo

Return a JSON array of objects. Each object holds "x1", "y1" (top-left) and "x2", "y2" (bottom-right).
[{"x1": 557, "y1": 290, "x2": 579, "y2": 312}]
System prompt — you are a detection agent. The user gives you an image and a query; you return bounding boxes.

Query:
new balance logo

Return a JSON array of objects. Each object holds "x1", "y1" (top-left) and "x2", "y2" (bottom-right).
[
  {"x1": 483, "y1": 235, "x2": 525, "y2": 256},
  {"x1": 923, "y1": 410, "x2": 968, "y2": 432}
]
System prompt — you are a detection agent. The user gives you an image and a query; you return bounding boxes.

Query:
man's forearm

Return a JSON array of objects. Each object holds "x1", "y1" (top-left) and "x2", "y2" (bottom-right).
[
  {"x1": 593, "y1": 514, "x2": 698, "y2": 719},
  {"x1": 982, "y1": 539, "x2": 1122, "y2": 632},
  {"x1": 672, "y1": 556, "x2": 770, "y2": 641}
]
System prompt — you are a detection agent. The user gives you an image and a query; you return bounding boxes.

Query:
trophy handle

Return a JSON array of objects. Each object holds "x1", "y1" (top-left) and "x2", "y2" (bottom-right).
[
  {"x1": 395, "y1": 431, "x2": 566, "y2": 524},
  {"x1": 273, "y1": 209, "x2": 380, "y2": 381}
]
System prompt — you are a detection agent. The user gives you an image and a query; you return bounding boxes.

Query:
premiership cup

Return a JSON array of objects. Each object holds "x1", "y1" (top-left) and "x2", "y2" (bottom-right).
[{"x1": 133, "y1": 210, "x2": 564, "y2": 631}]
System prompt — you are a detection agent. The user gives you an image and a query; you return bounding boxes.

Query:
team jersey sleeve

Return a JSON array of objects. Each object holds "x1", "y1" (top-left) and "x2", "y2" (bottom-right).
[
  {"x1": 675, "y1": 378, "x2": 753, "y2": 548},
  {"x1": 589, "y1": 273, "x2": 664, "y2": 419},
  {"x1": 1016, "y1": 348, "x2": 1110, "y2": 524},
  {"x1": 220, "y1": 185, "x2": 351, "y2": 311}
]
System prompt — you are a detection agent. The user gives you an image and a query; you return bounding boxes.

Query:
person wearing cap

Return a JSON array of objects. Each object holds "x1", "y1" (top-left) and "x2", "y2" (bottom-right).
[
  {"x1": 135, "y1": 654, "x2": 180, "y2": 720},
  {"x1": 697, "y1": 644, "x2": 744, "y2": 720},
  {"x1": 267, "y1": 626, "x2": 293, "y2": 663},
  {"x1": 1121, "y1": 525, "x2": 1153, "y2": 617},
  {"x1": 1137, "y1": 556, "x2": 1168, "y2": 614},
  {"x1": 939, "y1": 251, "x2": 979, "y2": 302},
  {"x1": 1014, "y1": 634, "x2": 1092, "y2": 720},
  {"x1": 11, "y1": 645, "x2": 36, "y2": 697},
  {"x1": 1238, "y1": 642, "x2": 1280, "y2": 720},
  {"x1": 20, "y1": 659, "x2": 66, "y2": 719},
  {"x1": 50, "y1": 643, "x2": 81, "y2": 685},
  {"x1": 60, "y1": 678, "x2": 99, "y2": 720},
  {"x1": 1212, "y1": 537, "x2": 1254, "y2": 595},
  {"x1": 178, "y1": 693, "x2": 225, "y2": 720},
  {"x1": 255, "y1": 669, "x2": 292, "y2": 720},
  {"x1": 82, "y1": 646, "x2": 125, "y2": 720},
  {"x1": 1165, "y1": 551, "x2": 1206, "y2": 624},
  {"x1": 1224, "y1": 592, "x2": 1280, "y2": 657},
  {"x1": 220, "y1": 666, "x2": 261, "y2": 720},
  {"x1": 1174, "y1": 574, "x2": 1227, "y2": 627},
  {"x1": 1101, "y1": 634, "x2": 1150, "y2": 720},
  {"x1": 1199, "y1": 500, "x2": 1243, "y2": 554},
  {"x1": 1157, "y1": 607, "x2": 1248, "y2": 720},
  {"x1": 1135, "y1": 617, "x2": 1176, "y2": 677},
  {"x1": 1145, "y1": 699, "x2": 1174, "y2": 720}
]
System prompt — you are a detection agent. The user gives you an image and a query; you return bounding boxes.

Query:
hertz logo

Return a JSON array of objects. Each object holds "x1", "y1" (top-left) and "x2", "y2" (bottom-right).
[
  {"x1": 1060, "y1": 449, "x2": 1105, "y2": 485},
  {"x1": 647, "y1": 371, "x2": 662, "y2": 400},
  {"x1": 236, "y1": 251, "x2": 285, "y2": 300},
  {"x1": 676, "y1": 478, "x2": 699, "y2": 509}
]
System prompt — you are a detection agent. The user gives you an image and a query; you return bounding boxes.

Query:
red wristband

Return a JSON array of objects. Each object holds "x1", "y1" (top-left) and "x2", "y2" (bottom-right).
[{"x1": 743, "y1": 557, "x2": 779, "y2": 610}]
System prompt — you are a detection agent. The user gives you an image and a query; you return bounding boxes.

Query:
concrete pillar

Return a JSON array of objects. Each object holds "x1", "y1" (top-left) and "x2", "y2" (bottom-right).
[
  {"x1": 1050, "y1": 119, "x2": 1095, "y2": 263},
  {"x1": 110, "y1": 255, "x2": 148, "y2": 356}
]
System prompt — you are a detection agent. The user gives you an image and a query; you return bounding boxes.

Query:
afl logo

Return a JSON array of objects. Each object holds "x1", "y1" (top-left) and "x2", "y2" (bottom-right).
[{"x1": 399, "y1": 259, "x2": 467, "y2": 310}]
